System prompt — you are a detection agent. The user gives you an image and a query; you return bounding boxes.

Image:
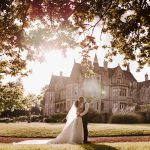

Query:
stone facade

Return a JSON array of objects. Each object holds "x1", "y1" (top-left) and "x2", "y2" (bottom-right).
[
  {"x1": 137, "y1": 74, "x2": 150, "y2": 104},
  {"x1": 43, "y1": 54, "x2": 150, "y2": 116}
]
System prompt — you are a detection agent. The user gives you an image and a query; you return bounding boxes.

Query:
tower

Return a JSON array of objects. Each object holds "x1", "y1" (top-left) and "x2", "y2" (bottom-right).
[{"x1": 93, "y1": 53, "x2": 99, "y2": 72}]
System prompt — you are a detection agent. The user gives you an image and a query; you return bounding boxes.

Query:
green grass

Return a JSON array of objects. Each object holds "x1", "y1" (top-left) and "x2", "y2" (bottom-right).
[
  {"x1": 0, "y1": 142, "x2": 150, "y2": 150},
  {"x1": 0, "y1": 123, "x2": 150, "y2": 138}
]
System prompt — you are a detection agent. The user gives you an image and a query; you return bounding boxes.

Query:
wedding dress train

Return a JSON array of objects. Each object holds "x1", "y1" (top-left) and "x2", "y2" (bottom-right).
[{"x1": 14, "y1": 103, "x2": 84, "y2": 144}]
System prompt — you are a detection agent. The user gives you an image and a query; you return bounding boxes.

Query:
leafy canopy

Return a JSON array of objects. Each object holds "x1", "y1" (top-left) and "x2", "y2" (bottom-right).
[
  {"x1": 0, "y1": 81, "x2": 39, "y2": 112},
  {"x1": 0, "y1": 0, "x2": 150, "y2": 79}
]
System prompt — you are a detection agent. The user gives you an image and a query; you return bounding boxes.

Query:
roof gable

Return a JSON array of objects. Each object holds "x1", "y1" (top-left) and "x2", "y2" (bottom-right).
[{"x1": 70, "y1": 63, "x2": 83, "y2": 81}]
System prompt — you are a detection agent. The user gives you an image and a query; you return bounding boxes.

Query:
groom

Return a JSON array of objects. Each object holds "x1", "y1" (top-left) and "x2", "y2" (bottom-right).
[{"x1": 79, "y1": 96, "x2": 90, "y2": 144}]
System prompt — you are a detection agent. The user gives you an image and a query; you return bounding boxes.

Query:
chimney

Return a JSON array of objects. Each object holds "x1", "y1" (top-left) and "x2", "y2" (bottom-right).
[
  {"x1": 127, "y1": 63, "x2": 130, "y2": 72},
  {"x1": 145, "y1": 73, "x2": 148, "y2": 81},
  {"x1": 104, "y1": 60, "x2": 108, "y2": 70},
  {"x1": 60, "y1": 71, "x2": 63, "y2": 76}
]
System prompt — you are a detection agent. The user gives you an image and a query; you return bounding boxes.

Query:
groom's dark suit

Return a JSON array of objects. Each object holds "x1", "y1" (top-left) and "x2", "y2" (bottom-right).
[{"x1": 80, "y1": 101, "x2": 89, "y2": 143}]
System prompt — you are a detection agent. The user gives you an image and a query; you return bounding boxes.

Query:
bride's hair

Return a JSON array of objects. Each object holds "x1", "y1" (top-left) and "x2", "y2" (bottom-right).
[{"x1": 75, "y1": 100, "x2": 80, "y2": 108}]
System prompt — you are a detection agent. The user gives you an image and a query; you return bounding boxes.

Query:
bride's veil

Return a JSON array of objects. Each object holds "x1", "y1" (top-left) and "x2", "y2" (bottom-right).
[{"x1": 63, "y1": 102, "x2": 77, "y2": 130}]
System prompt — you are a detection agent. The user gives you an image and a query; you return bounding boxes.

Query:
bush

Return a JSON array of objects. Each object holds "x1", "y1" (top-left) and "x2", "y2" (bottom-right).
[
  {"x1": 44, "y1": 117, "x2": 57, "y2": 123},
  {"x1": 109, "y1": 113, "x2": 144, "y2": 124},
  {"x1": 51, "y1": 113, "x2": 67, "y2": 122},
  {"x1": 0, "y1": 118, "x2": 13, "y2": 123},
  {"x1": 44, "y1": 113, "x2": 66, "y2": 123},
  {"x1": 88, "y1": 110, "x2": 102, "y2": 123},
  {"x1": 0, "y1": 110, "x2": 29, "y2": 118},
  {"x1": 137, "y1": 112, "x2": 150, "y2": 123},
  {"x1": 30, "y1": 115, "x2": 40, "y2": 122},
  {"x1": 16, "y1": 116, "x2": 27, "y2": 122}
]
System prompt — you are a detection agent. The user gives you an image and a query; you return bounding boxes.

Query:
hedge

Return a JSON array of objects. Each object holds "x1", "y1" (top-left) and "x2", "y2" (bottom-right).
[{"x1": 109, "y1": 113, "x2": 144, "y2": 124}]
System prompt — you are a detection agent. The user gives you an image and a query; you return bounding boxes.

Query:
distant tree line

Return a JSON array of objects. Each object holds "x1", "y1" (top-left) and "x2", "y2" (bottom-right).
[{"x1": 0, "y1": 81, "x2": 43, "y2": 117}]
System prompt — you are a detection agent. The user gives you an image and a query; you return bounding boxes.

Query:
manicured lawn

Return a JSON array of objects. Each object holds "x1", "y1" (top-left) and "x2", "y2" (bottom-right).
[
  {"x1": 0, "y1": 142, "x2": 150, "y2": 150},
  {"x1": 0, "y1": 123, "x2": 150, "y2": 138}
]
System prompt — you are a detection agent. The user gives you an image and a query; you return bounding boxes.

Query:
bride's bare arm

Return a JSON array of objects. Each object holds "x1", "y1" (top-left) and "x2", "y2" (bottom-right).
[{"x1": 76, "y1": 107, "x2": 80, "y2": 116}]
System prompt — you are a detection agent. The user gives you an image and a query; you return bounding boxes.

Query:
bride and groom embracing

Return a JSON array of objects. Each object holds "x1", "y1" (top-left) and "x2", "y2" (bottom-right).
[{"x1": 15, "y1": 96, "x2": 90, "y2": 144}]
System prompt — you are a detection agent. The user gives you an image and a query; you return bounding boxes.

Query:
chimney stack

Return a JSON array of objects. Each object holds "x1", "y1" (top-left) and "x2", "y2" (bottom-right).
[
  {"x1": 104, "y1": 60, "x2": 108, "y2": 70},
  {"x1": 145, "y1": 73, "x2": 148, "y2": 81},
  {"x1": 127, "y1": 63, "x2": 130, "y2": 72}
]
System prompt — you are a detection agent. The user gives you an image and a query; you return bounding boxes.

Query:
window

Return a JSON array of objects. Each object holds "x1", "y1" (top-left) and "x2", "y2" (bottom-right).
[
  {"x1": 112, "y1": 88, "x2": 119, "y2": 97},
  {"x1": 120, "y1": 88, "x2": 126, "y2": 96},
  {"x1": 112, "y1": 88, "x2": 126, "y2": 97},
  {"x1": 129, "y1": 90, "x2": 133, "y2": 97},
  {"x1": 120, "y1": 102, "x2": 126, "y2": 110},
  {"x1": 117, "y1": 78, "x2": 121, "y2": 83},
  {"x1": 101, "y1": 102, "x2": 104, "y2": 111}
]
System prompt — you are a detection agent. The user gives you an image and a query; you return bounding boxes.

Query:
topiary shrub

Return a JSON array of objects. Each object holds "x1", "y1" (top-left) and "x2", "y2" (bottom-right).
[
  {"x1": 44, "y1": 117, "x2": 57, "y2": 123},
  {"x1": 109, "y1": 113, "x2": 144, "y2": 124}
]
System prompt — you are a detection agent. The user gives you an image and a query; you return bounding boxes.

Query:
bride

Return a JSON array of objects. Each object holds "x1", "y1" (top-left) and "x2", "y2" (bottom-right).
[{"x1": 15, "y1": 100, "x2": 84, "y2": 144}]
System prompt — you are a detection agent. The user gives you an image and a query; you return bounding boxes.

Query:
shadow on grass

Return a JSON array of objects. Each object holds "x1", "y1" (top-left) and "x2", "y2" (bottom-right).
[{"x1": 80, "y1": 143, "x2": 117, "y2": 150}]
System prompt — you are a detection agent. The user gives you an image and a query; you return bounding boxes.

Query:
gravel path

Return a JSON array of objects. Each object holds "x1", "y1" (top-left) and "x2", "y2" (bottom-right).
[{"x1": 0, "y1": 136, "x2": 150, "y2": 143}]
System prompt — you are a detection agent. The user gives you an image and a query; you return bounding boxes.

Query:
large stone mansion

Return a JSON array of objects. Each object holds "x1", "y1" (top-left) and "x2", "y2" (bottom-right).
[{"x1": 43, "y1": 54, "x2": 150, "y2": 116}]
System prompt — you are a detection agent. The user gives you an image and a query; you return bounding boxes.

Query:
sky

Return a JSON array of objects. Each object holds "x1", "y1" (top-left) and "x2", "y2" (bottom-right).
[
  {"x1": 3, "y1": 47, "x2": 150, "y2": 95},
  {"x1": 3, "y1": 26, "x2": 150, "y2": 95}
]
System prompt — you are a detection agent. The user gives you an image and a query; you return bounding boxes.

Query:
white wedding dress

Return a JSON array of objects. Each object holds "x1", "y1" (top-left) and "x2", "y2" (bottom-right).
[{"x1": 14, "y1": 103, "x2": 84, "y2": 144}]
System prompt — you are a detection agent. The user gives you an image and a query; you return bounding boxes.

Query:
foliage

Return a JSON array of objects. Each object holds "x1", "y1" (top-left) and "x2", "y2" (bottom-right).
[
  {"x1": 31, "y1": 106, "x2": 41, "y2": 115},
  {"x1": 0, "y1": 118, "x2": 14, "y2": 123},
  {"x1": 0, "y1": 81, "x2": 39, "y2": 113},
  {"x1": 0, "y1": 82, "x2": 24, "y2": 112},
  {"x1": 30, "y1": 115, "x2": 43, "y2": 122},
  {"x1": 0, "y1": 0, "x2": 77, "y2": 79},
  {"x1": 0, "y1": 109, "x2": 28, "y2": 118},
  {"x1": 45, "y1": 113, "x2": 67, "y2": 123},
  {"x1": 73, "y1": 0, "x2": 150, "y2": 70},
  {"x1": 87, "y1": 110, "x2": 102, "y2": 123},
  {"x1": 137, "y1": 112, "x2": 150, "y2": 123},
  {"x1": 44, "y1": 117, "x2": 57, "y2": 123},
  {"x1": 1, "y1": 0, "x2": 149, "y2": 79},
  {"x1": 109, "y1": 113, "x2": 144, "y2": 124},
  {"x1": 136, "y1": 104, "x2": 150, "y2": 112}
]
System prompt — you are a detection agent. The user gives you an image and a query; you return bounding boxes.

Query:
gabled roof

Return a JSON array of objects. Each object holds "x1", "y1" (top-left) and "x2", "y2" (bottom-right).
[
  {"x1": 138, "y1": 80, "x2": 150, "y2": 89},
  {"x1": 98, "y1": 65, "x2": 136, "y2": 81},
  {"x1": 123, "y1": 70, "x2": 137, "y2": 82},
  {"x1": 47, "y1": 62, "x2": 138, "y2": 92},
  {"x1": 48, "y1": 75, "x2": 69, "y2": 91},
  {"x1": 70, "y1": 63, "x2": 83, "y2": 82}
]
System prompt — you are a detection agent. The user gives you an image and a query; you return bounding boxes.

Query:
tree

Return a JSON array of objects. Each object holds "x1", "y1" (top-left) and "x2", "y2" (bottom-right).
[
  {"x1": 0, "y1": 0, "x2": 77, "y2": 79},
  {"x1": 1, "y1": 0, "x2": 149, "y2": 79},
  {"x1": 0, "y1": 82, "x2": 24, "y2": 112},
  {"x1": 73, "y1": 0, "x2": 150, "y2": 70},
  {"x1": 0, "y1": 81, "x2": 36, "y2": 113}
]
